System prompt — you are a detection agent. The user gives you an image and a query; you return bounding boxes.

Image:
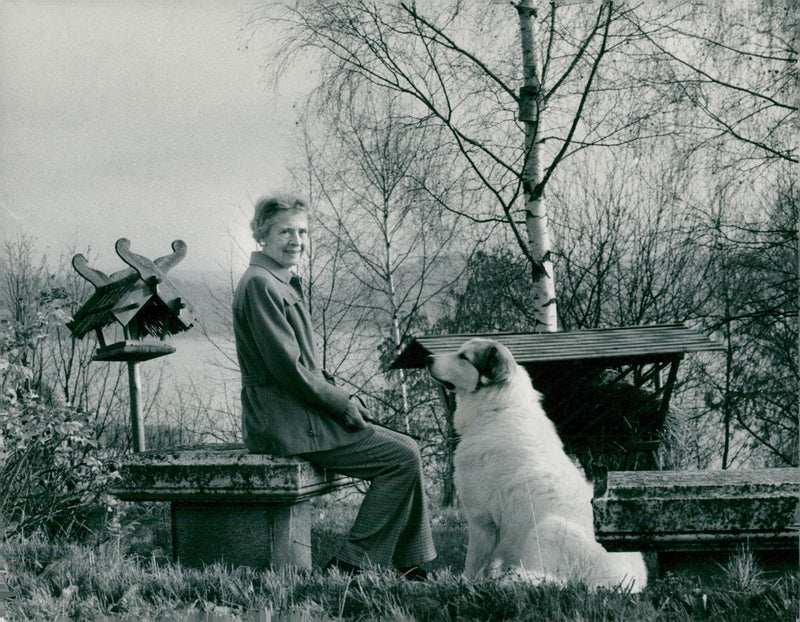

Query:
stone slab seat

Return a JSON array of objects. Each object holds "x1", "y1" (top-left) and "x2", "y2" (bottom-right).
[
  {"x1": 592, "y1": 467, "x2": 799, "y2": 578},
  {"x1": 110, "y1": 444, "x2": 351, "y2": 570}
]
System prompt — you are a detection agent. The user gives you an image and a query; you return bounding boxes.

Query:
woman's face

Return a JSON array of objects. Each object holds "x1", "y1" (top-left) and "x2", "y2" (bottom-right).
[{"x1": 260, "y1": 211, "x2": 308, "y2": 269}]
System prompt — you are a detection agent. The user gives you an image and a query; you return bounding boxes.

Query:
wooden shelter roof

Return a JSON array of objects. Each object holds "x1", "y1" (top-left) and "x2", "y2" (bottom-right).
[{"x1": 389, "y1": 324, "x2": 723, "y2": 370}]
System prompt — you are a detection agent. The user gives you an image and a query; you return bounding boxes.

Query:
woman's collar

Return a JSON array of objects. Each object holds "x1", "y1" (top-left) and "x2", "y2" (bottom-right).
[{"x1": 250, "y1": 251, "x2": 297, "y2": 284}]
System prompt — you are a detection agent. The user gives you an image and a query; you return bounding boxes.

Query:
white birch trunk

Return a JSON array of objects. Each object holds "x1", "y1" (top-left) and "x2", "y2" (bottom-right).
[{"x1": 517, "y1": 0, "x2": 558, "y2": 332}]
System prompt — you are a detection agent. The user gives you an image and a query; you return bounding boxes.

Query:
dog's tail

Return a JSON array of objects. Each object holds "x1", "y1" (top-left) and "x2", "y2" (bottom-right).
[{"x1": 603, "y1": 551, "x2": 648, "y2": 593}]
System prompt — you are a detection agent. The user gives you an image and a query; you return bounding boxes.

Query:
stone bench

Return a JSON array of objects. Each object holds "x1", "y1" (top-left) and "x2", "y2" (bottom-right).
[
  {"x1": 110, "y1": 444, "x2": 351, "y2": 570},
  {"x1": 592, "y1": 467, "x2": 799, "y2": 578}
]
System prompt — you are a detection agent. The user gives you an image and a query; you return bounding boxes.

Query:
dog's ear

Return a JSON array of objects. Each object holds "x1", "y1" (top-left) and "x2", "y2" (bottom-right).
[{"x1": 477, "y1": 345, "x2": 512, "y2": 386}]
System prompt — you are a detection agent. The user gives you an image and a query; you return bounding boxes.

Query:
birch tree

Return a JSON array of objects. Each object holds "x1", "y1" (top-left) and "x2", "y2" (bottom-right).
[
  {"x1": 253, "y1": 0, "x2": 796, "y2": 332},
  {"x1": 516, "y1": 0, "x2": 556, "y2": 329}
]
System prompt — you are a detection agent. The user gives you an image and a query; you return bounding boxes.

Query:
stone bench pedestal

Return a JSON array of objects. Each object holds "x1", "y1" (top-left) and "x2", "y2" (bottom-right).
[
  {"x1": 111, "y1": 444, "x2": 350, "y2": 570},
  {"x1": 592, "y1": 468, "x2": 799, "y2": 579}
]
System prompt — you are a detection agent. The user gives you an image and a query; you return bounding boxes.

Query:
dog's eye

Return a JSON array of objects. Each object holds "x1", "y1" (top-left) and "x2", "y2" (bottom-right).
[{"x1": 458, "y1": 353, "x2": 468, "y2": 361}]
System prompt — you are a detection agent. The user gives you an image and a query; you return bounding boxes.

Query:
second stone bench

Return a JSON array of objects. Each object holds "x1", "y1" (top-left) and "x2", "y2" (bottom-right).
[{"x1": 592, "y1": 467, "x2": 799, "y2": 579}]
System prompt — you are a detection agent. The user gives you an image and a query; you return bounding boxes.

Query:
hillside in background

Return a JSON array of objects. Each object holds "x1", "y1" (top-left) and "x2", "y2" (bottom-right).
[{"x1": 170, "y1": 268, "x2": 240, "y2": 335}]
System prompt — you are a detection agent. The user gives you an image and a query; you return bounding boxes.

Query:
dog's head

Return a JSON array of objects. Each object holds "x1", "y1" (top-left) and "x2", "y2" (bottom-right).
[{"x1": 426, "y1": 338, "x2": 514, "y2": 393}]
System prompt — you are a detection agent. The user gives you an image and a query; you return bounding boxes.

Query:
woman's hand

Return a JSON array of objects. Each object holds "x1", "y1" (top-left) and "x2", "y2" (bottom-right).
[{"x1": 342, "y1": 398, "x2": 371, "y2": 431}]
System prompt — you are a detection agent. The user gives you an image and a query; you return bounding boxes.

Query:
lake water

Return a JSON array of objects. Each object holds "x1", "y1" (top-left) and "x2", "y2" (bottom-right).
[{"x1": 141, "y1": 332, "x2": 241, "y2": 444}]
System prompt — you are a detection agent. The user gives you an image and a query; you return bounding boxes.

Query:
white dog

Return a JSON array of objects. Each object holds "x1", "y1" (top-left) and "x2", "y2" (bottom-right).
[{"x1": 427, "y1": 338, "x2": 647, "y2": 592}]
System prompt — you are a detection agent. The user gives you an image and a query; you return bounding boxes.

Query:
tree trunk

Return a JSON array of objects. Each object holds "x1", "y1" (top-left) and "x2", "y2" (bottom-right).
[
  {"x1": 440, "y1": 387, "x2": 458, "y2": 507},
  {"x1": 517, "y1": 0, "x2": 558, "y2": 332}
]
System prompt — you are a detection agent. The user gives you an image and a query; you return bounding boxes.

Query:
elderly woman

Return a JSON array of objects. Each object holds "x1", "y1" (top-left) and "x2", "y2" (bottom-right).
[{"x1": 232, "y1": 194, "x2": 436, "y2": 579}]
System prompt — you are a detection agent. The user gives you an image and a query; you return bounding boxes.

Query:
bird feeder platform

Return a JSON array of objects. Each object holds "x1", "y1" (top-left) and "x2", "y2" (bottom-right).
[{"x1": 92, "y1": 341, "x2": 176, "y2": 363}]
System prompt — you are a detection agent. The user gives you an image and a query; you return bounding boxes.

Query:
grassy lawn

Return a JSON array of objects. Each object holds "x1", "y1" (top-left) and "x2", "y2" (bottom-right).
[{"x1": 0, "y1": 494, "x2": 796, "y2": 621}]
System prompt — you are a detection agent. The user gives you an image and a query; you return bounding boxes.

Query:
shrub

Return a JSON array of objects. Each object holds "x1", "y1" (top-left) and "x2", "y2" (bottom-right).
[
  {"x1": 1, "y1": 313, "x2": 119, "y2": 541},
  {"x1": 0, "y1": 392, "x2": 120, "y2": 541}
]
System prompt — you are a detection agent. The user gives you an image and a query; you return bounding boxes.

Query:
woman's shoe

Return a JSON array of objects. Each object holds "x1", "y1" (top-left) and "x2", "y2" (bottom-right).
[
  {"x1": 324, "y1": 557, "x2": 361, "y2": 577},
  {"x1": 398, "y1": 565, "x2": 428, "y2": 581}
]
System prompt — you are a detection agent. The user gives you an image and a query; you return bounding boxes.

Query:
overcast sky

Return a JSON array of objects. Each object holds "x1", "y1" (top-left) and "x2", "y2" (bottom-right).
[{"x1": 1, "y1": 1, "x2": 307, "y2": 275}]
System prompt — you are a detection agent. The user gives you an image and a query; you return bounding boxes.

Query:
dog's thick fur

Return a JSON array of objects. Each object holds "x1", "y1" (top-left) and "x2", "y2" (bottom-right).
[{"x1": 428, "y1": 338, "x2": 647, "y2": 591}]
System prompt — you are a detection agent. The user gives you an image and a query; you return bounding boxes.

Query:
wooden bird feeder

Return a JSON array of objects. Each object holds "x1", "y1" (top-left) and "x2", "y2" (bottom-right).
[{"x1": 67, "y1": 238, "x2": 198, "y2": 452}]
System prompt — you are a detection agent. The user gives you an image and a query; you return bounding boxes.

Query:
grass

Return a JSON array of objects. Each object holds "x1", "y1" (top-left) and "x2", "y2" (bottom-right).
[{"x1": 0, "y1": 496, "x2": 797, "y2": 621}]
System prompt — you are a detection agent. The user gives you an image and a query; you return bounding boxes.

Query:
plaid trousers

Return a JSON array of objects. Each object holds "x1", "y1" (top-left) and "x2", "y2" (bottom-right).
[{"x1": 300, "y1": 424, "x2": 437, "y2": 569}]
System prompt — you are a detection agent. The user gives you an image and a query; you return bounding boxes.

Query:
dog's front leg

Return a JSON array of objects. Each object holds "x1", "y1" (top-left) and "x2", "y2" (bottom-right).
[{"x1": 463, "y1": 519, "x2": 498, "y2": 579}]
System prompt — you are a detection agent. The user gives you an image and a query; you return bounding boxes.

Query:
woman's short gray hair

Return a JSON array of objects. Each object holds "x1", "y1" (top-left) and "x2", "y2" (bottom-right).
[{"x1": 250, "y1": 194, "x2": 309, "y2": 244}]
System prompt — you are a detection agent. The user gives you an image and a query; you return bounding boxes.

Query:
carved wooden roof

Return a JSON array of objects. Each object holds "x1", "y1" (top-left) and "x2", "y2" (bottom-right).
[{"x1": 67, "y1": 238, "x2": 197, "y2": 340}]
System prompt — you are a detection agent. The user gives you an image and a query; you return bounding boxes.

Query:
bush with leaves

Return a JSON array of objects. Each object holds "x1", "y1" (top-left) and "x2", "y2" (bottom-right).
[{"x1": 0, "y1": 318, "x2": 120, "y2": 541}]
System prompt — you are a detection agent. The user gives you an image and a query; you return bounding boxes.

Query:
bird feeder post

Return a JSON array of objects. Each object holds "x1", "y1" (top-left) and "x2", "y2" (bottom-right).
[{"x1": 127, "y1": 360, "x2": 145, "y2": 452}]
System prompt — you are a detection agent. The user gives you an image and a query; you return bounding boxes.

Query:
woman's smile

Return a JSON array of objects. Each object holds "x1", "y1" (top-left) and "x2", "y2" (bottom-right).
[{"x1": 260, "y1": 212, "x2": 308, "y2": 268}]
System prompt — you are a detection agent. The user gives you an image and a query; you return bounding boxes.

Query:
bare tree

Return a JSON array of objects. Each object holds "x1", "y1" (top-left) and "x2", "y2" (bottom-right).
[
  {"x1": 550, "y1": 149, "x2": 708, "y2": 330},
  {"x1": 289, "y1": 87, "x2": 474, "y2": 433},
  {"x1": 690, "y1": 176, "x2": 798, "y2": 467},
  {"x1": 253, "y1": 0, "x2": 796, "y2": 331}
]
